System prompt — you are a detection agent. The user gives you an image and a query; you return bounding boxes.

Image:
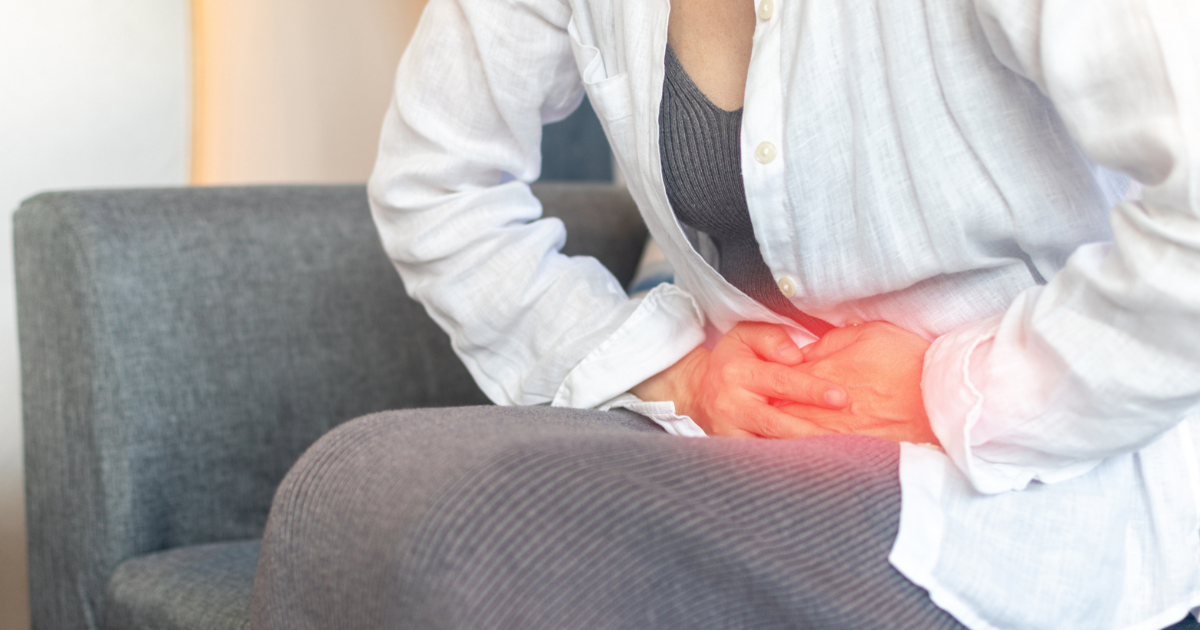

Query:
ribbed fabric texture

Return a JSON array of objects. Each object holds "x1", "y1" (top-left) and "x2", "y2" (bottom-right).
[
  {"x1": 253, "y1": 407, "x2": 966, "y2": 630},
  {"x1": 659, "y1": 45, "x2": 833, "y2": 336}
]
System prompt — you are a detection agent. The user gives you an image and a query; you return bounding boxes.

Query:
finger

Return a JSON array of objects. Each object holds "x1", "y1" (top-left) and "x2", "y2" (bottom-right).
[
  {"x1": 799, "y1": 325, "x2": 866, "y2": 363},
  {"x1": 743, "y1": 403, "x2": 837, "y2": 439},
  {"x1": 776, "y1": 403, "x2": 869, "y2": 432},
  {"x1": 779, "y1": 404, "x2": 934, "y2": 443},
  {"x1": 729, "y1": 321, "x2": 805, "y2": 365},
  {"x1": 744, "y1": 362, "x2": 848, "y2": 409}
]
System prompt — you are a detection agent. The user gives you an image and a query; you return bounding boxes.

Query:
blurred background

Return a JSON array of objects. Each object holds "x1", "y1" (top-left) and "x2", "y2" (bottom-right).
[{"x1": 0, "y1": 1, "x2": 610, "y2": 628}]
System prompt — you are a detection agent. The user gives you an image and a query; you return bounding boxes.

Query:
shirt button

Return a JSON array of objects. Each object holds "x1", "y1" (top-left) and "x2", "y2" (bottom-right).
[
  {"x1": 777, "y1": 275, "x2": 797, "y2": 297},
  {"x1": 754, "y1": 141, "x2": 777, "y2": 164},
  {"x1": 758, "y1": 0, "x2": 775, "y2": 20}
]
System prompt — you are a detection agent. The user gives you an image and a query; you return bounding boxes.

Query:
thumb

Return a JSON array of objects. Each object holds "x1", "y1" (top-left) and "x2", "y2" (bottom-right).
[
  {"x1": 800, "y1": 324, "x2": 866, "y2": 362},
  {"x1": 730, "y1": 322, "x2": 806, "y2": 366}
]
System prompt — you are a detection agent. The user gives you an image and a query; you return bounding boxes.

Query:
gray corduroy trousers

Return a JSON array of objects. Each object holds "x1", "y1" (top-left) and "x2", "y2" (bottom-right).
[{"x1": 251, "y1": 406, "x2": 967, "y2": 630}]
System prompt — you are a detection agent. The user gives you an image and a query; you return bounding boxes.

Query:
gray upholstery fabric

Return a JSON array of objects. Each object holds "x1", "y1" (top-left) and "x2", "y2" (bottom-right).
[
  {"x1": 540, "y1": 96, "x2": 613, "y2": 182},
  {"x1": 16, "y1": 183, "x2": 645, "y2": 630},
  {"x1": 106, "y1": 540, "x2": 260, "y2": 630},
  {"x1": 253, "y1": 407, "x2": 964, "y2": 630},
  {"x1": 528, "y1": 183, "x2": 648, "y2": 284}
]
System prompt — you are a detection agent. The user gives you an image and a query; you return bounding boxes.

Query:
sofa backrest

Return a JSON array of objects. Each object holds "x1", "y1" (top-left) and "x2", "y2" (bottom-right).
[{"x1": 16, "y1": 182, "x2": 645, "y2": 630}]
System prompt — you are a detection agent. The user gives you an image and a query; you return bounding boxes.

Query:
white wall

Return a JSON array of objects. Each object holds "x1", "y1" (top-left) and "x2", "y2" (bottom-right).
[{"x1": 0, "y1": 2, "x2": 191, "y2": 628}]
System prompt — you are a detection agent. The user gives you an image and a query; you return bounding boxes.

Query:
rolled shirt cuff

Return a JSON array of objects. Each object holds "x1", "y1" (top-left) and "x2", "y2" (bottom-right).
[
  {"x1": 552, "y1": 282, "x2": 707, "y2": 411},
  {"x1": 600, "y1": 392, "x2": 708, "y2": 437},
  {"x1": 923, "y1": 314, "x2": 1035, "y2": 495}
]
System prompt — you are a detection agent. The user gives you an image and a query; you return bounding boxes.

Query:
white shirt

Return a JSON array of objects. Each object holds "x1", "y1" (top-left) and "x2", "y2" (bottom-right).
[{"x1": 368, "y1": 0, "x2": 1200, "y2": 628}]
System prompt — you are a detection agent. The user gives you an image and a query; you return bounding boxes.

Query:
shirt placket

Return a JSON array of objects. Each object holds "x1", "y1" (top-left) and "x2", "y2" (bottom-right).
[{"x1": 741, "y1": 0, "x2": 797, "y2": 300}]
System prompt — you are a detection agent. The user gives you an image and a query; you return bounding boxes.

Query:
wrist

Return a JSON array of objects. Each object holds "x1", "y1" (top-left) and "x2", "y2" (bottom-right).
[{"x1": 631, "y1": 345, "x2": 710, "y2": 412}]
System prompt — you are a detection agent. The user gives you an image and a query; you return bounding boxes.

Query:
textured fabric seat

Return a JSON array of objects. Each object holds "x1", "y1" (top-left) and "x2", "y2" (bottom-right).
[
  {"x1": 106, "y1": 541, "x2": 260, "y2": 630},
  {"x1": 17, "y1": 176, "x2": 643, "y2": 630}
]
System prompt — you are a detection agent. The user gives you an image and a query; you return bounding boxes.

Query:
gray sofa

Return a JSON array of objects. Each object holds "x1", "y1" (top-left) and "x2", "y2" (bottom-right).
[{"x1": 16, "y1": 183, "x2": 646, "y2": 630}]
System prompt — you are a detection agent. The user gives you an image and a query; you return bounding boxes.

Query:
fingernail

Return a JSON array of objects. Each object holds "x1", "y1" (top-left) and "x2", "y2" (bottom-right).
[{"x1": 824, "y1": 389, "x2": 847, "y2": 407}]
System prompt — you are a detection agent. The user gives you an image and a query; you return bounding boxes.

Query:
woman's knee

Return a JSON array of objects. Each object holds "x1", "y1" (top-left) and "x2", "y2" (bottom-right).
[{"x1": 254, "y1": 408, "x2": 487, "y2": 628}]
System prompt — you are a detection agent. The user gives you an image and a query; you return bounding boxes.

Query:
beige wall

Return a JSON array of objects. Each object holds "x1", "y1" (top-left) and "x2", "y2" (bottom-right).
[{"x1": 192, "y1": 0, "x2": 428, "y2": 184}]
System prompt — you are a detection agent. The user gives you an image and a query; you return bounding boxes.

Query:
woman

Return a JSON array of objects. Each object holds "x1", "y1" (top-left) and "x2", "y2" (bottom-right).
[{"x1": 252, "y1": 1, "x2": 1200, "y2": 628}]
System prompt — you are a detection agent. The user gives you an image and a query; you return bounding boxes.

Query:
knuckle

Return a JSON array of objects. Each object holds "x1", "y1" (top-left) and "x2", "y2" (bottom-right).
[
  {"x1": 717, "y1": 361, "x2": 743, "y2": 384},
  {"x1": 767, "y1": 368, "x2": 805, "y2": 398},
  {"x1": 754, "y1": 414, "x2": 782, "y2": 438},
  {"x1": 766, "y1": 370, "x2": 790, "y2": 397}
]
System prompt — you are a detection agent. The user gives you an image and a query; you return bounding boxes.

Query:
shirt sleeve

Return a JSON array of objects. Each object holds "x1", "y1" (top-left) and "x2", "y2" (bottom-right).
[
  {"x1": 368, "y1": 0, "x2": 706, "y2": 409},
  {"x1": 922, "y1": 0, "x2": 1200, "y2": 494}
]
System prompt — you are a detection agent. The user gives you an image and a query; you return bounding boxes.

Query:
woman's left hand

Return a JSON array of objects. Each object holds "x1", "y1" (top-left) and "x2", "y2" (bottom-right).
[{"x1": 776, "y1": 321, "x2": 939, "y2": 444}]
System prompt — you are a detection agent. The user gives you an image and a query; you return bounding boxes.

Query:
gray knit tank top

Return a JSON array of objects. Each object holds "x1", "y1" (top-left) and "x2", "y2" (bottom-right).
[{"x1": 659, "y1": 45, "x2": 832, "y2": 335}]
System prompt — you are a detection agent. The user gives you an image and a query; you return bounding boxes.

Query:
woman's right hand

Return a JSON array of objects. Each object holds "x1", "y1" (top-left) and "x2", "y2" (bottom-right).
[{"x1": 631, "y1": 322, "x2": 848, "y2": 437}]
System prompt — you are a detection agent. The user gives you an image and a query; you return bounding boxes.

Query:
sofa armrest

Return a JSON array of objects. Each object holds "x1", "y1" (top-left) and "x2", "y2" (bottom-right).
[{"x1": 16, "y1": 182, "x2": 644, "y2": 630}]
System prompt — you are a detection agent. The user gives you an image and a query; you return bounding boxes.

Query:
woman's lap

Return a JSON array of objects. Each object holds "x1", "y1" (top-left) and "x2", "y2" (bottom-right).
[{"x1": 251, "y1": 406, "x2": 964, "y2": 630}]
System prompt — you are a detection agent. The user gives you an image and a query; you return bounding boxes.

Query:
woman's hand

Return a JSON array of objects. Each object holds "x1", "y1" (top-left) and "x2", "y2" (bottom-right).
[
  {"x1": 777, "y1": 322, "x2": 938, "y2": 444},
  {"x1": 632, "y1": 322, "x2": 849, "y2": 437}
]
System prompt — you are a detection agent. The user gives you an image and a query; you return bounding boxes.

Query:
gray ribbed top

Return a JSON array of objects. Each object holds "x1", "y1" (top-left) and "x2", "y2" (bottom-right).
[{"x1": 659, "y1": 45, "x2": 832, "y2": 334}]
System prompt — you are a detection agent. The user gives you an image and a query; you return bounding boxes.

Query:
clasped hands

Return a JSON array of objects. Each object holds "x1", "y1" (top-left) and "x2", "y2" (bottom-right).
[{"x1": 632, "y1": 320, "x2": 939, "y2": 443}]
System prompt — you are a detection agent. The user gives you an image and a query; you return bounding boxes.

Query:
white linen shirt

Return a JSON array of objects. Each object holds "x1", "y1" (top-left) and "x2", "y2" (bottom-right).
[{"x1": 368, "y1": 0, "x2": 1200, "y2": 627}]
